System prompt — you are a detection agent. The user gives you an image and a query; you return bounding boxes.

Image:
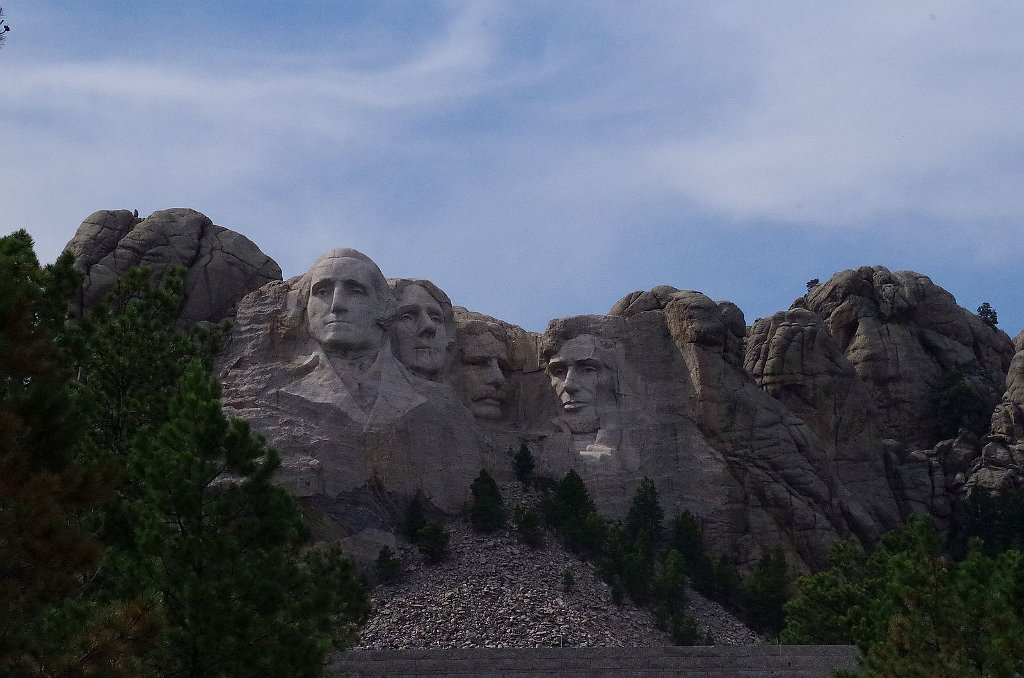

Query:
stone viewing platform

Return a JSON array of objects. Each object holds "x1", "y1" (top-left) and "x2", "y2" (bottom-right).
[{"x1": 329, "y1": 645, "x2": 859, "y2": 677}]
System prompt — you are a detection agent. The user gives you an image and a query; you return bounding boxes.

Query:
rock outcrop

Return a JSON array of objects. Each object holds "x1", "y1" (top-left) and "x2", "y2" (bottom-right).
[
  {"x1": 65, "y1": 208, "x2": 281, "y2": 324},
  {"x1": 970, "y1": 339, "x2": 1024, "y2": 493},
  {"x1": 744, "y1": 309, "x2": 904, "y2": 539},
  {"x1": 63, "y1": 207, "x2": 1024, "y2": 573},
  {"x1": 216, "y1": 251, "x2": 498, "y2": 561},
  {"x1": 796, "y1": 266, "x2": 1014, "y2": 447}
]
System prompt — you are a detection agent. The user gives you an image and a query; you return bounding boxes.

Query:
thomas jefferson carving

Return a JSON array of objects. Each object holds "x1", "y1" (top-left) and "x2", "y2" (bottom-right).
[{"x1": 387, "y1": 279, "x2": 454, "y2": 382}]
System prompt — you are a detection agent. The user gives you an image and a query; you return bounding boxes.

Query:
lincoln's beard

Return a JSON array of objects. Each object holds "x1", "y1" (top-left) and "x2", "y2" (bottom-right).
[{"x1": 561, "y1": 407, "x2": 599, "y2": 434}]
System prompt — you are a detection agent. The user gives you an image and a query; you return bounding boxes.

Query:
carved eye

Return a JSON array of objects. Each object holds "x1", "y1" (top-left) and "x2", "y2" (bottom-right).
[
  {"x1": 582, "y1": 365, "x2": 598, "y2": 374},
  {"x1": 401, "y1": 313, "x2": 415, "y2": 323},
  {"x1": 313, "y1": 286, "x2": 329, "y2": 298}
]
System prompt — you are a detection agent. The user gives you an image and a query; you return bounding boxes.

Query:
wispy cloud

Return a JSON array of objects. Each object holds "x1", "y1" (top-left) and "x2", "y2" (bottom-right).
[{"x1": 2, "y1": 1, "x2": 1022, "y2": 334}]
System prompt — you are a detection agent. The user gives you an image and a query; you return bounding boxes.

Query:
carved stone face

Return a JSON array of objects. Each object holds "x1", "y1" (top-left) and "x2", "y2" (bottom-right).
[
  {"x1": 452, "y1": 331, "x2": 508, "y2": 420},
  {"x1": 546, "y1": 334, "x2": 613, "y2": 430},
  {"x1": 392, "y1": 284, "x2": 449, "y2": 378},
  {"x1": 306, "y1": 255, "x2": 386, "y2": 356}
]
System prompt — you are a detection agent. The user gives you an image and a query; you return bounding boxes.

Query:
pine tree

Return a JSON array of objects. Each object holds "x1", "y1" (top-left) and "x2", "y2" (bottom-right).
[
  {"x1": 468, "y1": 468, "x2": 505, "y2": 532},
  {"x1": 513, "y1": 441, "x2": 535, "y2": 486},
  {"x1": 62, "y1": 266, "x2": 225, "y2": 463},
  {"x1": 977, "y1": 302, "x2": 998, "y2": 327},
  {"x1": 107, "y1": 361, "x2": 368, "y2": 677},
  {"x1": 783, "y1": 517, "x2": 1024, "y2": 676},
  {"x1": 668, "y1": 511, "x2": 716, "y2": 593},
  {"x1": 741, "y1": 548, "x2": 789, "y2": 636},
  {"x1": 0, "y1": 231, "x2": 151, "y2": 676},
  {"x1": 624, "y1": 477, "x2": 664, "y2": 555}
]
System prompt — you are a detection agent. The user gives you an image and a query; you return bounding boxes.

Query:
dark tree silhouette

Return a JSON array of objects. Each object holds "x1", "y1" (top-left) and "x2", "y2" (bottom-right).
[{"x1": 0, "y1": 8, "x2": 10, "y2": 48}]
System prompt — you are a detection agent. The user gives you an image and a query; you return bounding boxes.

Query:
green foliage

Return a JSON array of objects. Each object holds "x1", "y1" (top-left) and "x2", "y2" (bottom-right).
[
  {"x1": 562, "y1": 509, "x2": 607, "y2": 556},
  {"x1": 600, "y1": 479, "x2": 667, "y2": 605},
  {"x1": 624, "y1": 477, "x2": 664, "y2": 556},
  {"x1": 740, "y1": 549, "x2": 789, "y2": 636},
  {"x1": 468, "y1": 469, "x2": 505, "y2": 532},
  {"x1": 513, "y1": 441, "x2": 535, "y2": 486},
  {"x1": 671, "y1": 615, "x2": 701, "y2": 646},
  {"x1": 783, "y1": 516, "x2": 1024, "y2": 677},
  {"x1": 960, "y1": 486, "x2": 1024, "y2": 555},
  {"x1": 375, "y1": 546, "x2": 403, "y2": 584},
  {"x1": 542, "y1": 470, "x2": 606, "y2": 555},
  {"x1": 512, "y1": 506, "x2": 543, "y2": 547},
  {"x1": 562, "y1": 569, "x2": 575, "y2": 593},
  {"x1": 541, "y1": 469, "x2": 595, "y2": 524},
  {"x1": 416, "y1": 522, "x2": 449, "y2": 564},
  {"x1": 0, "y1": 231, "x2": 148, "y2": 676},
  {"x1": 62, "y1": 266, "x2": 225, "y2": 465},
  {"x1": 1, "y1": 247, "x2": 371, "y2": 676},
  {"x1": 668, "y1": 511, "x2": 716, "y2": 593},
  {"x1": 403, "y1": 492, "x2": 428, "y2": 542},
  {"x1": 651, "y1": 549, "x2": 686, "y2": 620},
  {"x1": 931, "y1": 371, "x2": 987, "y2": 442},
  {"x1": 107, "y1": 361, "x2": 368, "y2": 676},
  {"x1": 805, "y1": 278, "x2": 820, "y2": 292},
  {"x1": 977, "y1": 301, "x2": 998, "y2": 327}
]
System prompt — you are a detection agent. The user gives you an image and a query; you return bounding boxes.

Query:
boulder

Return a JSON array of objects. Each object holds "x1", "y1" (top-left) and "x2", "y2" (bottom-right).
[
  {"x1": 796, "y1": 266, "x2": 1014, "y2": 447},
  {"x1": 968, "y1": 338, "x2": 1024, "y2": 494},
  {"x1": 65, "y1": 208, "x2": 281, "y2": 324},
  {"x1": 745, "y1": 309, "x2": 902, "y2": 540}
]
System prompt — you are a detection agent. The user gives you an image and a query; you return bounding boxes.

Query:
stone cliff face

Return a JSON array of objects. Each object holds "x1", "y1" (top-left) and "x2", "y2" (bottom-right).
[
  {"x1": 63, "y1": 210, "x2": 1024, "y2": 572},
  {"x1": 795, "y1": 266, "x2": 1014, "y2": 447},
  {"x1": 65, "y1": 208, "x2": 281, "y2": 324}
]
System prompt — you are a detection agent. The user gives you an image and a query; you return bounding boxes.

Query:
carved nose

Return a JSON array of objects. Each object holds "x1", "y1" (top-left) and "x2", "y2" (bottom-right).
[
  {"x1": 418, "y1": 317, "x2": 436, "y2": 337},
  {"x1": 330, "y1": 288, "x2": 347, "y2": 312},
  {"x1": 484, "y1": 359, "x2": 505, "y2": 385}
]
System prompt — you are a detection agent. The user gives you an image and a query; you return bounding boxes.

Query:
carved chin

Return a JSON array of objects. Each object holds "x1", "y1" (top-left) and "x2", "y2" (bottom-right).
[
  {"x1": 404, "y1": 351, "x2": 443, "y2": 376},
  {"x1": 562, "y1": 410, "x2": 600, "y2": 434}
]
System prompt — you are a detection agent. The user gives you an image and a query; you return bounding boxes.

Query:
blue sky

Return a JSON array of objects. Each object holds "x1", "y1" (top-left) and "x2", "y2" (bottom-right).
[{"x1": 2, "y1": 2, "x2": 1022, "y2": 336}]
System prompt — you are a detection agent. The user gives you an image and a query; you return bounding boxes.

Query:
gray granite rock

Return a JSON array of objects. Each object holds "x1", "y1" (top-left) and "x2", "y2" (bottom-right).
[
  {"x1": 796, "y1": 266, "x2": 1014, "y2": 447},
  {"x1": 65, "y1": 208, "x2": 281, "y2": 324},
  {"x1": 745, "y1": 308, "x2": 902, "y2": 543}
]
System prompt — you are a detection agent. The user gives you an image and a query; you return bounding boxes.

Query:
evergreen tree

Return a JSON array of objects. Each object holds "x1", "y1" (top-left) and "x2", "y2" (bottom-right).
[
  {"x1": 931, "y1": 371, "x2": 987, "y2": 442},
  {"x1": 740, "y1": 548, "x2": 789, "y2": 636},
  {"x1": 512, "y1": 506, "x2": 543, "y2": 547},
  {"x1": 541, "y1": 470, "x2": 606, "y2": 555},
  {"x1": 62, "y1": 266, "x2": 225, "y2": 464},
  {"x1": 0, "y1": 232, "x2": 151, "y2": 676},
  {"x1": 977, "y1": 302, "x2": 998, "y2": 327},
  {"x1": 107, "y1": 361, "x2": 368, "y2": 677},
  {"x1": 468, "y1": 468, "x2": 505, "y2": 532},
  {"x1": 668, "y1": 511, "x2": 716, "y2": 593},
  {"x1": 513, "y1": 441, "x2": 535, "y2": 486},
  {"x1": 651, "y1": 549, "x2": 686, "y2": 619},
  {"x1": 624, "y1": 477, "x2": 664, "y2": 556},
  {"x1": 375, "y1": 546, "x2": 403, "y2": 585},
  {"x1": 416, "y1": 522, "x2": 449, "y2": 564},
  {"x1": 960, "y1": 485, "x2": 1024, "y2": 555},
  {"x1": 402, "y1": 492, "x2": 428, "y2": 542},
  {"x1": 783, "y1": 516, "x2": 1024, "y2": 677}
]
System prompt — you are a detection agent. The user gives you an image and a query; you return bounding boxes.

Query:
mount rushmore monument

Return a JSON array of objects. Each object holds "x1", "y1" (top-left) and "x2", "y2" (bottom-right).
[{"x1": 66, "y1": 208, "x2": 1024, "y2": 571}]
